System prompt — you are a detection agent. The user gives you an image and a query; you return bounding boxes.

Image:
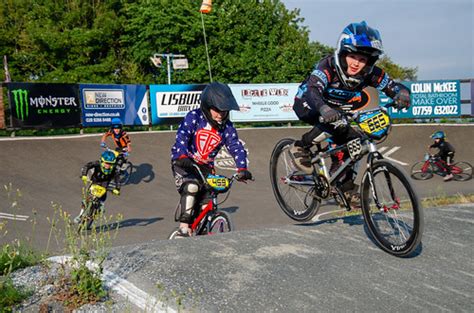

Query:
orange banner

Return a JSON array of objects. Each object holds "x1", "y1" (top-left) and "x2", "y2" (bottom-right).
[{"x1": 200, "y1": 0, "x2": 212, "y2": 14}]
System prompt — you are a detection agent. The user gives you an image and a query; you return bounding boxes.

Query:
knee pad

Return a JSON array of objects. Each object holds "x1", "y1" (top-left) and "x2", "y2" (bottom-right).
[{"x1": 180, "y1": 182, "x2": 199, "y2": 218}]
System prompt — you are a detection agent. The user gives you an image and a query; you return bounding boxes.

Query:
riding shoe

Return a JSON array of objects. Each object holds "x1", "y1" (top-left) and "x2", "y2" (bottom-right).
[
  {"x1": 344, "y1": 191, "x2": 361, "y2": 210},
  {"x1": 443, "y1": 174, "x2": 453, "y2": 181},
  {"x1": 175, "y1": 228, "x2": 190, "y2": 238},
  {"x1": 289, "y1": 144, "x2": 313, "y2": 174}
]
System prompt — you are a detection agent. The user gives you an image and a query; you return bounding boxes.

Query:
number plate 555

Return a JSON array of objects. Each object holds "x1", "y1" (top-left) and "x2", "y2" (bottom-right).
[{"x1": 347, "y1": 138, "x2": 363, "y2": 159}]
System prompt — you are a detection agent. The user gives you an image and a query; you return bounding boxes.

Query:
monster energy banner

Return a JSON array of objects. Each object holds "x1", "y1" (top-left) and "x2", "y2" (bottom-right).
[{"x1": 7, "y1": 83, "x2": 81, "y2": 128}]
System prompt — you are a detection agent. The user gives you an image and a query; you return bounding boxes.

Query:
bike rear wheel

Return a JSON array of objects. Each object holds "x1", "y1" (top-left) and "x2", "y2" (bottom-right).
[
  {"x1": 410, "y1": 161, "x2": 434, "y2": 180},
  {"x1": 361, "y1": 160, "x2": 424, "y2": 257},
  {"x1": 269, "y1": 138, "x2": 320, "y2": 222},
  {"x1": 118, "y1": 161, "x2": 133, "y2": 186},
  {"x1": 451, "y1": 161, "x2": 472, "y2": 181}
]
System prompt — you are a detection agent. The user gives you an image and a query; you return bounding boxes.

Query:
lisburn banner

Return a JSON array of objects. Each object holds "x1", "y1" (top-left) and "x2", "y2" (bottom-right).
[{"x1": 149, "y1": 84, "x2": 206, "y2": 124}]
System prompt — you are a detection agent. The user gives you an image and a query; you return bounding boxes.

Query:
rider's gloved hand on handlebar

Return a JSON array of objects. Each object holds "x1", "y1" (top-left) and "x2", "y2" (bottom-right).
[
  {"x1": 100, "y1": 141, "x2": 107, "y2": 148},
  {"x1": 81, "y1": 175, "x2": 88, "y2": 184},
  {"x1": 319, "y1": 105, "x2": 340, "y2": 123},
  {"x1": 393, "y1": 89, "x2": 411, "y2": 110},
  {"x1": 174, "y1": 157, "x2": 194, "y2": 170},
  {"x1": 237, "y1": 169, "x2": 253, "y2": 181}
]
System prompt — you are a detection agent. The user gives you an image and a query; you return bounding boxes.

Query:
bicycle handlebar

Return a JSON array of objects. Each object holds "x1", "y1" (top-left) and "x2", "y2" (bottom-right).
[
  {"x1": 318, "y1": 101, "x2": 395, "y2": 124},
  {"x1": 191, "y1": 163, "x2": 251, "y2": 185}
]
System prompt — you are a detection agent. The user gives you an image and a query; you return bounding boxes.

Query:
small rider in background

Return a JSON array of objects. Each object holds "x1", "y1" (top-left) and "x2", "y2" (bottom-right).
[
  {"x1": 428, "y1": 131, "x2": 455, "y2": 181},
  {"x1": 74, "y1": 150, "x2": 121, "y2": 224},
  {"x1": 101, "y1": 118, "x2": 131, "y2": 170},
  {"x1": 171, "y1": 82, "x2": 253, "y2": 238}
]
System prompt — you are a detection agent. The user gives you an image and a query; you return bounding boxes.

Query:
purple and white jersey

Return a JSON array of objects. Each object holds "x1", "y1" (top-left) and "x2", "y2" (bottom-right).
[{"x1": 171, "y1": 109, "x2": 248, "y2": 169}]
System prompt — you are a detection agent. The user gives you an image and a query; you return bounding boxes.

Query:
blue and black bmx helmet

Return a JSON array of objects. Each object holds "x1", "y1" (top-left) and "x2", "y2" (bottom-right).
[
  {"x1": 111, "y1": 117, "x2": 123, "y2": 130},
  {"x1": 100, "y1": 150, "x2": 117, "y2": 175},
  {"x1": 334, "y1": 21, "x2": 384, "y2": 89},
  {"x1": 431, "y1": 131, "x2": 445, "y2": 140}
]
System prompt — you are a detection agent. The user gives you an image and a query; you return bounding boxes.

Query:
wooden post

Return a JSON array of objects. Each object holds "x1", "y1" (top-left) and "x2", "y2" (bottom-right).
[{"x1": 0, "y1": 84, "x2": 5, "y2": 129}]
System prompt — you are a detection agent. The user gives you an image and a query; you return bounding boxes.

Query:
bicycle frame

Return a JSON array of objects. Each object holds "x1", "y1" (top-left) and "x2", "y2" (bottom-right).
[
  {"x1": 190, "y1": 197, "x2": 217, "y2": 234},
  {"x1": 177, "y1": 164, "x2": 239, "y2": 235},
  {"x1": 284, "y1": 119, "x2": 395, "y2": 212}
]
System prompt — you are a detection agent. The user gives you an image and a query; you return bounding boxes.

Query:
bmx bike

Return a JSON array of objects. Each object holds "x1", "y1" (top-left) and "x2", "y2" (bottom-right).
[{"x1": 270, "y1": 104, "x2": 424, "y2": 257}]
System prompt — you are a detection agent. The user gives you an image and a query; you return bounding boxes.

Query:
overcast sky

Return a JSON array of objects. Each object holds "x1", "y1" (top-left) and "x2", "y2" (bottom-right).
[{"x1": 281, "y1": 0, "x2": 473, "y2": 81}]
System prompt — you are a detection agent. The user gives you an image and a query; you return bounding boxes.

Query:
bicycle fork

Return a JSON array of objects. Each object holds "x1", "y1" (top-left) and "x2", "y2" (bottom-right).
[{"x1": 365, "y1": 147, "x2": 400, "y2": 213}]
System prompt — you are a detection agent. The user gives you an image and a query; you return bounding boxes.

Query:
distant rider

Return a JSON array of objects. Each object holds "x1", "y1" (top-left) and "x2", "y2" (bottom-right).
[
  {"x1": 171, "y1": 82, "x2": 253, "y2": 237},
  {"x1": 428, "y1": 131, "x2": 455, "y2": 181},
  {"x1": 101, "y1": 118, "x2": 131, "y2": 169},
  {"x1": 290, "y1": 21, "x2": 411, "y2": 207},
  {"x1": 74, "y1": 150, "x2": 120, "y2": 223}
]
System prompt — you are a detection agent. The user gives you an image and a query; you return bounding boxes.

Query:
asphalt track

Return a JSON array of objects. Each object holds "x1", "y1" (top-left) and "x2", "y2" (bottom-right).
[
  {"x1": 0, "y1": 125, "x2": 473, "y2": 252},
  {"x1": 103, "y1": 203, "x2": 474, "y2": 312}
]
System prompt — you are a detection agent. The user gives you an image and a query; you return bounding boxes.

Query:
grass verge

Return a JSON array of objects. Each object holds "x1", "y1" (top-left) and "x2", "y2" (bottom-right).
[{"x1": 0, "y1": 277, "x2": 32, "y2": 312}]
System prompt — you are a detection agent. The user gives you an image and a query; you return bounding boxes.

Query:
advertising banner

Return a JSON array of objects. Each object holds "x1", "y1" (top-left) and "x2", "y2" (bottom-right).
[
  {"x1": 80, "y1": 84, "x2": 149, "y2": 127},
  {"x1": 379, "y1": 80, "x2": 461, "y2": 118},
  {"x1": 471, "y1": 79, "x2": 474, "y2": 116},
  {"x1": 8, "y1": 83, "x2": 81, "y2": 128},
  {"x1": 229, "y1": 83, "x2": 299, "y2": 122},
  {"x1": 149, "y1": 84, "x2": 206, "y2": 124}
]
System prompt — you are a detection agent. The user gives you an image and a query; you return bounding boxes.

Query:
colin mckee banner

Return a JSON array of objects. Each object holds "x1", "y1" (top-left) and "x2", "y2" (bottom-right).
[{"x1": 380, "y1": 80, "x2": 461, "y2": 118}]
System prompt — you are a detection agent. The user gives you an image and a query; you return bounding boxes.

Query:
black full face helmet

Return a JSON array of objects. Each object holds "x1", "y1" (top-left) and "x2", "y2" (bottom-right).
[
  {"x1": 200, "y1": 82, "x2": 239, "y2": 129},
  {"x1": 334, "y1": 21, "x2": 384, "y2": 89}
]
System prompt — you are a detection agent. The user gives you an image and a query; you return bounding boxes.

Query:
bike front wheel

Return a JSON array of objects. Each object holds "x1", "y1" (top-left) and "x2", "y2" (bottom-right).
[
  {"x1": 77, "y1": 202, "x2": 97, "y2": 232},
  {"x1": 118, "y1": 161, "x2": 133, "y2": 185},
  {"x1": 208, "y1": 211, "x2": 233, "y2": 234},
  {"x1": 361, "y1": 160, "x2": 424, "y2": 257},
  {"x1": 451, "y1": 161, "x2": 472, "y2": 181},
  {"x1": 410, "y1": 161, "x2": 434, "y2": 180},
  {"x1": 269, "y1": 138, "x2": 320, "y2": 222}
]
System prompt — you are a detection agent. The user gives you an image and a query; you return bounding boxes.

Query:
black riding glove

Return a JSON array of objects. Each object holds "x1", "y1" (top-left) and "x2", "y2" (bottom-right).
[
  {"x1": 174, "y1": 157, "x2": 194, "y2": 170},
  {"x1": 319, "y1": 105, "x2": 340, "y2": 123},
  {"x1": 237, "y1": 169, "x2": 253, "y2": 181},
  {"x1": 393, "y1": 89, "x2": 411, "y2": 110}
]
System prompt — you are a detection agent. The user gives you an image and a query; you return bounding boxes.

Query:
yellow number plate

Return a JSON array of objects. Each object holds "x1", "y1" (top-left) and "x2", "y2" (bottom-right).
[
  {"x1": 359, "y1": 112, "x2": 390, "y2": 135},
  {"x1": 207, "y1": 177, "x2": 230, "y2": 191},
  {"x1": 90, "y1": 184, "x2": 107, "y2": 197}
]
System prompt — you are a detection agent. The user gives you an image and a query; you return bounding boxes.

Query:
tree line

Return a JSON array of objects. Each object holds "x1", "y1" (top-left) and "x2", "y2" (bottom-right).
[{"x1": 0, "y1": 0, "x2": 417, "y2": 85}]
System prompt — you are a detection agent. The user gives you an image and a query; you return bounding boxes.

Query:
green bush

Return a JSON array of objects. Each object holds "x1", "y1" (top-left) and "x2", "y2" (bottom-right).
[
  {"x1": 0, "y1": 241, "x2": 42, "y2": 276},
  {"x1": 0, "y1": 277, "x2": 31, "y2": 312}
]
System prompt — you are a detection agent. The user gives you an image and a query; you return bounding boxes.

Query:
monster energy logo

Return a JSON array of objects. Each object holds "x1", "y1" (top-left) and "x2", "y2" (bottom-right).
[{"x1": 11, "y1": 89, "x2": 29, "y2": 120}]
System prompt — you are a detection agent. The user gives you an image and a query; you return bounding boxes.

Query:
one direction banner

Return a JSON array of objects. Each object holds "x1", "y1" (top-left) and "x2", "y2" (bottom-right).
[
  {"x1": 8, "y1": 83, "x2": 81, "y2": 128},
  {"x1": 80, "y1": 84, "x2": 149, "y2": 127}
]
